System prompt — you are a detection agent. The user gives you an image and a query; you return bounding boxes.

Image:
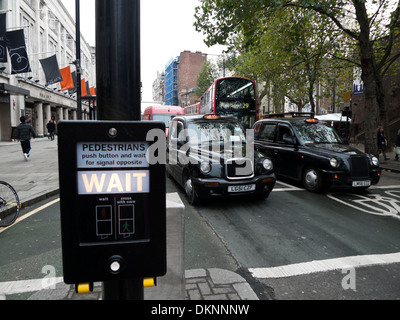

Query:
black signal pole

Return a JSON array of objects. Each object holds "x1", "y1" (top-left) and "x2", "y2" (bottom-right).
[
  {"x1": 95, "y1": 0, "x2": 141, "y2": 121},
  {"x1": 95, "y1": 0, "x2": 143, "y2": 300},
  {"x1": 75, "y1": 0, "x2": 82, "y2": 120}
]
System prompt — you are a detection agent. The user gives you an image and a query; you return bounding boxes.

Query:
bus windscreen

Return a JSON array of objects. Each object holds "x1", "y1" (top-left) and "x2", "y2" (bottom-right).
[
  {"x1": 216, "y1": 79, "x2": 255, "y2": 100},
  {"x1": 153, "y1": 114, "x2": 179, "y2": 128},
  {"x1": 215, "y1": 78, "x2": 256, "y2": 129}
]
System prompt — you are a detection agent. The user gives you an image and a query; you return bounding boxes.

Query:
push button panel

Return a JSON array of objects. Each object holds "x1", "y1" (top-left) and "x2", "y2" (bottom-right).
[
  {"x1": 58, "y1": 121, "x2": 166, "y2": 284},
  {"x1": 108, "y1": 256, "x2": 126, "y2": 275}
]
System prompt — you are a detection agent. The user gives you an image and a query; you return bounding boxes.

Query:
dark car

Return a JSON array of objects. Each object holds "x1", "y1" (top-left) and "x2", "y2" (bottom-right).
[
  {"x1": 167, "y1": 114, "x2": 276, "y2": 205},
  {"x1": 252, "y1": 114, "x2": 381, "y2": 192}
]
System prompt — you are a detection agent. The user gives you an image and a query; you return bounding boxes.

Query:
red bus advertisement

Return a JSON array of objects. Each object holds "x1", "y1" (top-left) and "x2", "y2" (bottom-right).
[
  {"x1": 142, "y1": 105, "x2": 184, "y2": 136},
  {"x1": 188, "y1": 77, "x2": 257, "y2": 129}
]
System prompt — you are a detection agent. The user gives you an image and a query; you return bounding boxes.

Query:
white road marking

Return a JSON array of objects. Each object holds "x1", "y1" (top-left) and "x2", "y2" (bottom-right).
[
  {"x1": 273, "y1": 181, "x2": 303, "y2": 192},
  {"x1": 249, "y1": 252, "x2": 400, "y2": 279},
  {"x1": 327, "y1": 190, "x2": 400, "y2": 219},
  {"x1": 370, "y1": 185, "x2": 400, "y2": 190},
  {"x1": 0, "y1": 277, "x2": 64, "y2": 298}
]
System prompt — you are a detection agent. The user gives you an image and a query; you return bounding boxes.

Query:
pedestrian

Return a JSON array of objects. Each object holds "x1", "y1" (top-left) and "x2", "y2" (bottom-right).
[
  {"x1": 395, "y1": 129, "x2": 400, "y2": 161},
  {"x1": 377, "y1": 127, "x2": 389, "y2": 160},
  {"x1": 16, "y1": 116, "x2": 36, "y2": 161},
  {"x1": 46, "y1": 117, "x2": 56, "y2": 141}
]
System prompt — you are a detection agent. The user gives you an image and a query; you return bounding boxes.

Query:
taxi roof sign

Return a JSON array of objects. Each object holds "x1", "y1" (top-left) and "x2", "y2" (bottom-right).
[
  {"x1": 203, "y1": 114, "x2": 221, "y2": 120},
  {"x1": 305, "y1": 118, "x2": 319, "y2": 124}
]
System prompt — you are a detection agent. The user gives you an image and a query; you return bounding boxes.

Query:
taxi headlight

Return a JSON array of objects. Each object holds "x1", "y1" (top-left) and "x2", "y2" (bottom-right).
[
  {"x1": 371, "y1": 156, "x2": 379, "y2": 167},
  {"x1": 330, "y1": 158, "x2": 339, "y2": 168},
  {"x1": 262, "y1": 159, "x2": 273, "y2": 171},
  {"x1": 200, "y1": 162, "x2": 211, "y2": 174}
]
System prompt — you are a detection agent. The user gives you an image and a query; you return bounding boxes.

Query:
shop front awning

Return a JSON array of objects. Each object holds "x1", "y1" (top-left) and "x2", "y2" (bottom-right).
[
  {"x1": 316, "y1": 113, "x2": 351, "y2": 123},
  {"x1": 0, "y1": 83, "x2": 30, "y2": 96}
]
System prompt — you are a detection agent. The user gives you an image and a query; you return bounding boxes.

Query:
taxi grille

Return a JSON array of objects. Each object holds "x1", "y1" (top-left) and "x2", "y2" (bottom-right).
[
  {"x1": 350, "y1": 156, "x2": 369, "y2": 178},
  {"x1": 225, "y1": 159, "x2": 254, "y2": 180}
]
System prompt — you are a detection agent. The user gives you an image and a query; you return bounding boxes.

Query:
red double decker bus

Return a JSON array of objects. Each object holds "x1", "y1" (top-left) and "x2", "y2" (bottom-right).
[
  {"x1": 142, "y1": 105, "x2": 184, "y2": 137},
  {"x1": 186, "y1": 77, "x2": 257, "y2": 129},
  {"x1": 184, "y1": 103, "x2": 200, "y2": 115}
]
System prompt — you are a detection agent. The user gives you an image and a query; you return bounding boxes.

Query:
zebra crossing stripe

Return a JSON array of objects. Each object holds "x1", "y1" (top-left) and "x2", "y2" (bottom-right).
[{"x1": 249, "y1": 252, "x2": 400, "y2": 279}]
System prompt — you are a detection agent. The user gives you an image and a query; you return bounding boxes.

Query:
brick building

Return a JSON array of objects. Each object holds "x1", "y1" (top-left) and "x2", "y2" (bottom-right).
[
  {"x1": 177, "y1": 51, "x2": 206, "y2": 107},
  {"x1": 160, "y1": 51, "x2": 206, "y2": 107}
]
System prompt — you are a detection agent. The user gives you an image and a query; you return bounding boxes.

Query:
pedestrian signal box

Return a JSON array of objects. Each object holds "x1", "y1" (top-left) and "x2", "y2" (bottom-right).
[{"x1": 57, "y1": 121, "x2": 166, "y2": 285}]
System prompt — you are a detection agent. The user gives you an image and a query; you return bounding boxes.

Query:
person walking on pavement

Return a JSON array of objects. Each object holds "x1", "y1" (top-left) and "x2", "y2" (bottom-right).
[
  {"x1": 395, "y1": 129, "x2": 400, "y2": 161},
  {"x1": 16, "y1": 116, "x2": 36, "y2": 161},
  {"x1": 46, "y1": 117, "x2": 56, "y2": 141},
  {"x1": 377, "y1": 127, "x2": 389, "y2": 160}
]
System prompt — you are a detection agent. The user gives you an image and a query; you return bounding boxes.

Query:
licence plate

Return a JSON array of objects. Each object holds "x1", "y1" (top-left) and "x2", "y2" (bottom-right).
[
  {"x1": 228, "y1": 184, "x2": 256, "y2": 193},
  {"x1": 352, "y1": 180, "x2": 371, "y2": 187}
]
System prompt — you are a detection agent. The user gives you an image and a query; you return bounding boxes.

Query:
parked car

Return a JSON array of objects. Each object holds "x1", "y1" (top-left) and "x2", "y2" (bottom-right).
[
  {"x1": 167, "y1": 114, "x2": 276, "y2": 205},
  {"x1": 253, "y1": 114, "x2": 381, "y2": 192}
]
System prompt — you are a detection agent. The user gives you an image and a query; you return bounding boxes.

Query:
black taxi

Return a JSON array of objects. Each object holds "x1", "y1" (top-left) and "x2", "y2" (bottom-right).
[
  {"x1": 252, "y1": 113, "x2": 381, "y2": 192},
  {"x1": 167, "y1": 114, "x2": 276, "y2": 205}
]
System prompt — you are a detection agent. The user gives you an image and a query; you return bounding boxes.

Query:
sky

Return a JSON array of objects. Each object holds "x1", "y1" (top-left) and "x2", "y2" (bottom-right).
[{"x1": 60, "y1": 0, "x2": 226, "y2": 103}]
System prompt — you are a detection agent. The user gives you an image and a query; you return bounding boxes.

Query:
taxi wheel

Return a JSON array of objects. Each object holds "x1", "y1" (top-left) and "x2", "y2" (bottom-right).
[
  {"x1": 303, "y1": 167, "x2": 322, "y2": 192},
  {"x1": 184, "y1": 176, "x2": 200, "y2": 205}
]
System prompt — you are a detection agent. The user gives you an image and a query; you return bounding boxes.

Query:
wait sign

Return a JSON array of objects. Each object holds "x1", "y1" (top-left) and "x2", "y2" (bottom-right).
[
  {"x1": 76, "y1": 141, "x2": 151, "y2": 195},
  {"x1": 78, "y1": 170, "x2": 149, "y2": 195}
]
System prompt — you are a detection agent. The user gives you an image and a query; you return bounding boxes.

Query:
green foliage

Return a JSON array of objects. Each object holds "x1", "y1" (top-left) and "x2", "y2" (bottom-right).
[
  {"x1": 196, "y1": 60, "x2": 219, "y2": 97},
  {"x1": 194, "y1": 0, "x2": 400, "y2": 154}
]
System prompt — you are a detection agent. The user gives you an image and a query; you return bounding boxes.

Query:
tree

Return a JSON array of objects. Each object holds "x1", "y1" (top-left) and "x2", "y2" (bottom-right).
[
  {"x1": 196, "y1": 60, "x2": 219, "y2": 97},
  {"x1": 233, "y1": 8, "x2": 345, "y2": 114},
  {"x1": 195, "y1": 0, "x2": 400, "y2": 155}
]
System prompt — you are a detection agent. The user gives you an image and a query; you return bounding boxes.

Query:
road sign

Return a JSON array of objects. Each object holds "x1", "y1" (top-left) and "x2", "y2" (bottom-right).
[
  {"x1": 344, "y1": 92, "x2": 351, "y2": 103},
  {"x1": 58, "y1": 121, "x2": 166, "y2": 284}
]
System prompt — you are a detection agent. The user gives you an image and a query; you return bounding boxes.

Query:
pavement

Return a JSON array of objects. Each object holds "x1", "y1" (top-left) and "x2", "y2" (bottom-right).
[
  {"x1": 24, "y1": 268, "x2": 258, "y2": 300},
  {"x1": 1, "y1": 137, "x2": 399, "y2": 300},
  {"x1": 351, "y1": 143, "x2": 400, "y2": 173},
  {"x1": 0, "y1": 137, "x2": 259, "y2": 300}
]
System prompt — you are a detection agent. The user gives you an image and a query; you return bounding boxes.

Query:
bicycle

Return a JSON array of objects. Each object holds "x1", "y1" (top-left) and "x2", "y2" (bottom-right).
[{"x1": 0, "y1": 181, "x2": 21, "y2": 227}]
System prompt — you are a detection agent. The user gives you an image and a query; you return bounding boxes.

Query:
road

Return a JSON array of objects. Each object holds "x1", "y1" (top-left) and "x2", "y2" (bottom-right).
[
  {"x1": 1, "y1": 171, "x2": 399, "y2": 300},
  {"x1": 0, "y1": 197, "x2": 62, "y2": 300},
  {"x1": 182, "y1": 171, "x2": 400, "y2": 300},
  {"x1": 196, "y1": 180, "x2": 400, "y2": 268}
]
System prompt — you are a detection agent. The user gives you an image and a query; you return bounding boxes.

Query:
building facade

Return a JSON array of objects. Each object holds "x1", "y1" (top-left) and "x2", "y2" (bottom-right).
[
  {"x1": 0, "y1": 0, "x2": 95, "y2": 141},
  {"x1": 164, "y1": 56, "x2": 179, "y2": 106},
  {"x1": 177, "y1": 51, "x2": 206, "y2": 107},
  {"x1": 351, "y1": 71, "x2": 400, "y2": 144},
  {"x1": 160, "y1": 51, "x2": 206, "y2": 107},
  {"x1": 152, "y1": 70, "x2": 164, "y2": 103}
]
